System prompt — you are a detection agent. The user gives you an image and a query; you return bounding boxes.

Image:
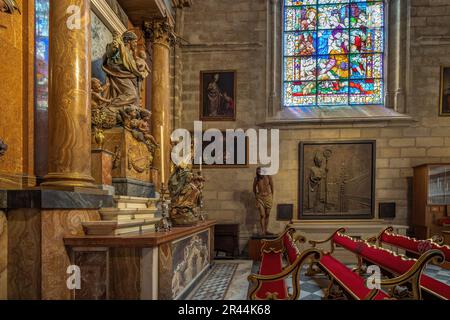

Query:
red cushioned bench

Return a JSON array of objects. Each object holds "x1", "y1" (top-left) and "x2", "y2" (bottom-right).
[
  {"x1": 309, "y1": 228, "x2": 447, "y2": 300},
  {"x1": 369, "y1": 226, "x2": 450, "y2": 271},
  {"x1": 247, "y1": 228, "x2": 321, "y2": 300}
]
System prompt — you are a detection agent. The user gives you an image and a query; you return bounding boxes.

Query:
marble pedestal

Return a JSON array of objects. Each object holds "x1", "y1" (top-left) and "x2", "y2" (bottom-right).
[
  {"x1": 96, "y1": 128, "x2": 156, "y2": 198},
  {"x1": 0, "y1": 189, "x2": 113, "y2": 300},
  {"x1": 91, "y1": 149, "x2": 113, "y2": 186}
]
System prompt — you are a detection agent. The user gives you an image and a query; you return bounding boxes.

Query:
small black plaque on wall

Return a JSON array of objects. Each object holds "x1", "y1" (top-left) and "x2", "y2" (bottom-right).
[
  {"x1": 277, "y1": 204, "x2": 293, "y2": 221},
  {"x1": 379, "y1": 202, "x2": 396, "y2": 219}
]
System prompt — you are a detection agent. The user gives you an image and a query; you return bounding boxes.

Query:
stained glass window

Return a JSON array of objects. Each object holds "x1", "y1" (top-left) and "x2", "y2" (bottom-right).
[
  {"x1": 35, "y1": 0, "x2": 50, "y2": 110},
  {"x1": 283, "y1": 0, "x2": 385, "y2": 107}
]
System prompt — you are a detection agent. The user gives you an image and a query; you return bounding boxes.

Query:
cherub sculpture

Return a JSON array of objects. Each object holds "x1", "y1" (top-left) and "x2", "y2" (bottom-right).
[{"x1": 91, "y1": 78, "x2": 111, "y2": 110}]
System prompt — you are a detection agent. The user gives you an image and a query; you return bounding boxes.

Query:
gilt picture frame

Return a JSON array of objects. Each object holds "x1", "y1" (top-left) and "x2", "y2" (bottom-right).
[
  {"x1": 298, "y1": 140, "x2": 376, "y2": 220},
  {"x1": 200, "y1": 70, "x2": 237, "y2": 121}
]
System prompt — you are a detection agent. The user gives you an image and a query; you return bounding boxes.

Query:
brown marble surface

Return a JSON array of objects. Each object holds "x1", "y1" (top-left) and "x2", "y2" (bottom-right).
[
  {"x1": 158, "y1": 242, "x2": 173, "y2": 300},
  {"x1": 0, "y1": 211, "x2": 6, "y2": 300},
  {"x1": 100, "y1": 128, "x2": 153, "y2": 183},
  {"x1": 91, "y1": 150, "x2": 113, "y2": 185},
  {"x1": 73, "y1": 250, "x2": 108, "y2": 300},
  {"x1": 41, "y1": 209, "x2": 101, "y2": 300},
  {"x1": 109, "y1": 248, "x2": 141, "y2": 300},
  {"x1": 0, "y1": 0, "x2": 35, "y2": 188},
  {"x1": 7, "y1": 209, "x2": 41, "y2": 300},
  {"x1": 64, "y1": 221, "x2": 216, "y2": 248}
]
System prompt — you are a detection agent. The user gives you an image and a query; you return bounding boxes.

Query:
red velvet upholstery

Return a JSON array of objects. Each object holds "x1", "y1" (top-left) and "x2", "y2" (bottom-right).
[
  {"x1": 319, "y1": 254, "x2": 388, "y2": 300},
  {"x1": 335, "y1": 232, "x2": 450, "y2": 300},
  {"x1": 283, "y1": 234, "x2": 299, "y2": 265},
  {"x1": 380, "y1": 232, "x2": 450, "y2": 262},
  {"x1": 333, "y1": 233, "x2": 365, "y2": 253},
  {"x1": 437, "y1": 218, "x2": 450, "y2": 226},
  {"x1": 421, "y1": 275, "x2": 450, "y2": 300},
  {"x1": 256, "y1": 252, "x2": 287, "y2": 299}
]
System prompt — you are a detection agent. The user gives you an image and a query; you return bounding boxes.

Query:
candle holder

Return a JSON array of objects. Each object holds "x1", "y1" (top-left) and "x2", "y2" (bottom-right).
[
  {"x1": 155, "y1": 183, "x2": 172, "y2": 232},
  {"x1": 196, "y1": 171, "x2": 207, "y2": 222}
]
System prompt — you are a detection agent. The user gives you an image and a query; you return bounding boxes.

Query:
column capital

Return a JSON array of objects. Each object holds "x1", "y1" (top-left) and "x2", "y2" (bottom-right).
[{"x1": 143, "y1": 18, "x2": 176, "y2": 47}]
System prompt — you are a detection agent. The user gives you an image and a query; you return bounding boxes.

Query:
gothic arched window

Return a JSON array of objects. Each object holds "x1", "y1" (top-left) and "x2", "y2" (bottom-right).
[{"x1": 283, "y1": 0, "x2": 385, "y2": 107}]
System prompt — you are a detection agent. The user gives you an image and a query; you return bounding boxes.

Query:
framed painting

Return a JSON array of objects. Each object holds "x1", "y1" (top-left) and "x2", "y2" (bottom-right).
[
  {"x1": 200, "y1": 71, "x2": 237, "y2": 121},
  {"x1": 440, "y1": 66, "x2": 450, "y2": 116},
  {"x1": 298, "y1": 140, "x2": 376, "y2": 220},
  {"x1": 191, "y1": 131, "x2": 249, "y2": 169}
]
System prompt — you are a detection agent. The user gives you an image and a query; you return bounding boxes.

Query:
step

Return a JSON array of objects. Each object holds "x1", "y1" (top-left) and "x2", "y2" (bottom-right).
[
  {"x1": 114, "y1": 196, "x2": 159, "y2": 210},
  {"x1": 82, "y1": 218, "x2": 161, "y2": 236},
  {"x1": 100, "y1": 207, "x2": 157, "y2": 221},
  {"x1": 115, "y1": 218, "x2": 161, "y2": 235}
]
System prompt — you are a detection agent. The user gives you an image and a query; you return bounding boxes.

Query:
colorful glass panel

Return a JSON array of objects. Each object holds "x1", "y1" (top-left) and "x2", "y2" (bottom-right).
[
  {"x1": 283, "y1": 0, "x2": 385, "y2": 107},
  {"x1": 35, "y1": 0, "x2": 50, "y2": 110}
]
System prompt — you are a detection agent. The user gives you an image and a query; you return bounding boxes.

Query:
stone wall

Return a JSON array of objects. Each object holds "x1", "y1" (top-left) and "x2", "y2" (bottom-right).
[{"x1": 179, "y1": 0, "x2": 450, "y2": 251}]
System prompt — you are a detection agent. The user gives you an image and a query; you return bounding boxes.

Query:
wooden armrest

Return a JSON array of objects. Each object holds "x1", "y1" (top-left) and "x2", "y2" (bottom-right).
[
  {"x1": 261, "y1": 227, "x2": 295, "y2": 246},
  {"x1": 364, "y1": 288, "x2": 383, "y2": 300},
  {"x1": 294, "y1": 234, "x2": 306, "y2": 244},
  {"x1": 366, "y1": 236, "x2": 377, "y2": 244},
  {"x1": 248, "y1": 249, "x2": 322, "y2": 300},
  {"x1": 430, "y1": 234, "x2": 444, "y2": 246},
  {"x1": 379, "y1": 249, "x2": 444, "y2": 300},
  {"x1": 309, "y1": 228, "x2": 346, "y2": 247}
]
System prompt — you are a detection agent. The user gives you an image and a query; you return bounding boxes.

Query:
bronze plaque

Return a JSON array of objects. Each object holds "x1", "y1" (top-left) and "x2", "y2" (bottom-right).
[{"x1": 299, "y1": 140, "x2": 376, "y2": 220}]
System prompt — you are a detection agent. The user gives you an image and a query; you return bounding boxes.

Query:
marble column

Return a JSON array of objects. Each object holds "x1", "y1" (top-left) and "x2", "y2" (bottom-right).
[
  {"x1": 145, "y1": 19, "x2": 174, "y2": 188},
  {"x1": 42, "y1": 0, "x2": 95, "y2": 188}
]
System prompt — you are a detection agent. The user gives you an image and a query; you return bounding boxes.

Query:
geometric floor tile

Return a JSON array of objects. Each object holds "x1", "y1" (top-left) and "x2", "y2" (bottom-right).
[{"x1": 188, "y1": 263, "x2": 239, "y2": 300}]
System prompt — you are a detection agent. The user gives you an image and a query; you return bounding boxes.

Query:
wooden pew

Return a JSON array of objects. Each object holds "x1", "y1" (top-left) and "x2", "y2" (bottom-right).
[
  {"x1": 368, "y1": 226, "x2": 450, "y2": 270},
  {"x1": 308, "y1": 228, "x2": 447, "y2": 300},
  {"x1": 247, "y1": 228, "x2": 321, "y2": 300}
]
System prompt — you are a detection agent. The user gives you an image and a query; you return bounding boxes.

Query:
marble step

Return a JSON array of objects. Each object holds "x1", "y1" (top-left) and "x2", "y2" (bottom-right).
[
  {"x1": 113, "y1": 196, "x2": 158, "y2": 210},
  {"x1": 115, "y1": 218, "x2": 160, "y2": 235},
  {"x1": 82, "y1": 218, "x2": 160, "y2": 236},
  {"x1": 100, "y1": 207, "x2": 157, "y2": 221}
]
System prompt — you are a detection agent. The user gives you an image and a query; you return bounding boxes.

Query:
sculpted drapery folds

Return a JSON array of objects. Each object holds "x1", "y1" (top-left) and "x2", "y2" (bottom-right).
[
  {"x1": 102, "y1": 31, "x2": 145, "y2": 109},
  {"x1": 168, "y1": 162, "x2": 205, "y2": 226},
  {"x1": 91, "y1": 31, "x2": 157, "y2": 158}
]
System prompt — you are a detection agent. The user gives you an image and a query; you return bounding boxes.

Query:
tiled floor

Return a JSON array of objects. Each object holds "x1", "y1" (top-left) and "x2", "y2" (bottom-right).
[{"x1": 187, "y1": 260, "x2": 450, "y2": 300}]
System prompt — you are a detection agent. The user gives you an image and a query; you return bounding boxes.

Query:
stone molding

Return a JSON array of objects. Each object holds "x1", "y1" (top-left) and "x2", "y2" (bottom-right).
[{"x1": 91, "y1": 0, "x2": 127, "y2": 34}]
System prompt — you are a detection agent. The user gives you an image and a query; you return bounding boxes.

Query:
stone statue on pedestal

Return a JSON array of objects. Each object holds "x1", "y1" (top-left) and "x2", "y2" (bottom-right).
[
  {"x1": 253, "y1": 167, "x2": 274, "y2": 236},
  {"x1": 168, "y1": 163, "x2": 204, "y2": 226}
]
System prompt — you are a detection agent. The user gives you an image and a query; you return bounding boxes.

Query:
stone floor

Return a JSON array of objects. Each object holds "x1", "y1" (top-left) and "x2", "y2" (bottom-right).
[{"x1": 187, "y1": 260, "x2": 450, "y2": 300}]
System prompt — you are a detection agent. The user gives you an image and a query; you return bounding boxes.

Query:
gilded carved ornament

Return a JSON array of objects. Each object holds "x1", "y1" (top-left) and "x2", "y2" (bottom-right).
[
  {"x1": 143, "y1": 18, "x2": 176, "y2": 46},
  {"x1": 0, "y1": 139, "x2": 7, "y2": 158},
  {"x1": 0, "y1": 0, "x2": 20, "y2": 14},
  {"x1": 91, "y1": 30, "x2": 158, "y2": 172}
]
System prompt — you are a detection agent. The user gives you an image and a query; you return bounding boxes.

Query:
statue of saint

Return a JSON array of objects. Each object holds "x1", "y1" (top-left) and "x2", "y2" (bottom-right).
[
  {"x1": 102, "y1": 31, "x2": 147, "y2": 109},
  {"x1": 253, "y1": 167, "x2": 274, "y2": 236},
  {"x1": 168, "y1": 164, "x2": 202, "y2": 226},
  {"x1": 308, "y1": 153, "x2": 326, "y2": 212},
  {"x1": 207, "y1": 74, "x2": 222, "y2": 116}
]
